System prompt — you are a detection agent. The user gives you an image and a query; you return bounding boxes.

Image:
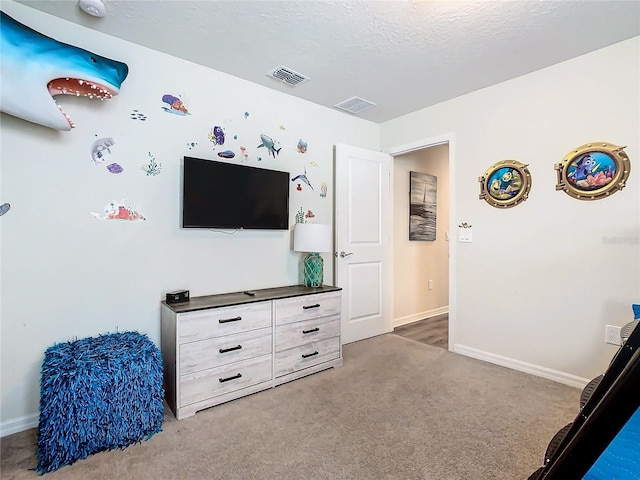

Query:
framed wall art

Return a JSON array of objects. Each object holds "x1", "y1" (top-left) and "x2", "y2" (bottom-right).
[
  {"x1": 409, "y1": 171, "x2": 437, "y2": 241},
  {"x1": 478, "y1": 160, "x2": 532, "y2": 208},
  {"x1": 555, "y1": 143, "x2": 631, "y2": 200}
]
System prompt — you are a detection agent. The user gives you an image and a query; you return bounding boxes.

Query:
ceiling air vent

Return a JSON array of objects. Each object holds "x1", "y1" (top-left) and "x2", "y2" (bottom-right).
[
  {"x1": 334, "y1": 96, "x2": 377, "y2": 114},
  {"x1": 267, "y1": 66, "x2": 310, "y2": 87}
]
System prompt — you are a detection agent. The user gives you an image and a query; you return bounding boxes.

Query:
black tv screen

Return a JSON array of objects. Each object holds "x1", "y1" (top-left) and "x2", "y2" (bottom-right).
[{"x1": 182, "y1": 157, "x2": 290, "y2": 230}]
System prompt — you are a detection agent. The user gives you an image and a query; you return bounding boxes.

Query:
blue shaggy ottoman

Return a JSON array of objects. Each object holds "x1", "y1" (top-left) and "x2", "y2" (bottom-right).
[{"x1": 36, "y1": 332, "x2": 164, "y2": 474}]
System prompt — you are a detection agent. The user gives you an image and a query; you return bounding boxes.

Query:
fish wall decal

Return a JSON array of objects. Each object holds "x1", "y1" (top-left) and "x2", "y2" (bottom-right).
[
  {"x1": 292, "y1": 167, "x2": 314, "y2": 190},
  {"x1": 257, "y1": 134, "x2": 281, "y2": 157},
  {"x1": 0, "y1": 203, "x2": 11, "y2": 217},
  {"x1": 0, "y1": 12, "x2": 129, "y2": 131}
]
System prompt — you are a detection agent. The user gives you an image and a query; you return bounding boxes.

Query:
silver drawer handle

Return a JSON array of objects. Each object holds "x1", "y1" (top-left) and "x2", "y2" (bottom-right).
[{"x1": 339, "y1": 251, "x2": 353, "y2": 258}]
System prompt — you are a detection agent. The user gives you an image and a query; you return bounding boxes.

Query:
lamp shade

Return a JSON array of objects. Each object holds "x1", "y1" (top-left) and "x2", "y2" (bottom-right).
[{"x1": 293, "y1": 223, "x2": 332, "y2": 253}]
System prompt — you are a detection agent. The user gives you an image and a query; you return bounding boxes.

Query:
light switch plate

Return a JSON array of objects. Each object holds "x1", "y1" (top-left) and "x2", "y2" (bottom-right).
[{"x1": 458, "y1": 227, "x2": 472, "y2": 243}]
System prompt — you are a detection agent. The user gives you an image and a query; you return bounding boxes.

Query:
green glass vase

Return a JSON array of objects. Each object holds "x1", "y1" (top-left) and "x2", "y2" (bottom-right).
[{"x1": 303, "y1": 253, "x2": 324, "y2": 287}]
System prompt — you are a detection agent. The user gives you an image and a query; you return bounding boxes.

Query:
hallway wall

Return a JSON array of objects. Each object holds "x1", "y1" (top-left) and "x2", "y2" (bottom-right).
[{"x1": 393, "y1": 144, "x2": 450, "y2": 326}]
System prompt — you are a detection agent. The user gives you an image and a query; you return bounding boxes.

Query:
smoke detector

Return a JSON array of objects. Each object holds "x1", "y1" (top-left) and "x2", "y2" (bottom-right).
[
  {"x1": 78, "y1": 0, "x2": 106, "y2": 17},
  {"x1": 267, "y1": 66, "x2": 310, "y2": 87},
  {"x1": 334, "y1": 96, "x2": 377, "y2": 114}
]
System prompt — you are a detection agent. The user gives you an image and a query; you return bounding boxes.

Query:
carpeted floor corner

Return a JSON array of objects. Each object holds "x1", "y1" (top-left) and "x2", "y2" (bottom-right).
[{"x1": 0, "y1": 334, "x2": 580, "y2": 480}]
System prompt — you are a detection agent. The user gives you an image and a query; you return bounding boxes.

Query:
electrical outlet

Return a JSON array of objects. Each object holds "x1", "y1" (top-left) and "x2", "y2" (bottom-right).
[
  {"x1": 428, "y1": 279, "x2": 433, "y2": 290},
  {"x1": 605, "y1": 325, "x2": 622, "y2": 345}
]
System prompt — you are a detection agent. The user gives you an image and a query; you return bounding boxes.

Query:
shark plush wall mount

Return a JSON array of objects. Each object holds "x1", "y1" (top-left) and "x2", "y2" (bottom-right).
[{"x1": 0, "y1": 11, "x2": 129, "y2": 131}]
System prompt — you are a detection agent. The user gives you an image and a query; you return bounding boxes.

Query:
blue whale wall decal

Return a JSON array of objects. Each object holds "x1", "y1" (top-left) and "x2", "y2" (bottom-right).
[{"x1": 0, "y1": 11, "x2": 129, "y2": 131}]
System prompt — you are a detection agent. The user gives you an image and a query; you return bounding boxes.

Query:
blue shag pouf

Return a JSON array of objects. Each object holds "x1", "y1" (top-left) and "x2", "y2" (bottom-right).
[{"x1": 36, "y1": 331, "x2": 164, "y2": 474}]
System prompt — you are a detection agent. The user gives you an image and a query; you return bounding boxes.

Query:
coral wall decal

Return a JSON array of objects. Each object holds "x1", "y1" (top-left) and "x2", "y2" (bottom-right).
[
  {"x1": 106, "y1": 163, "x2": 123, "y2": 174},
  {"x1": 91, "y1": 200, "x2": 145, "y2": 221},
  {"x1": 141, "y1": 152, "x2": 162, "y2": 176}
]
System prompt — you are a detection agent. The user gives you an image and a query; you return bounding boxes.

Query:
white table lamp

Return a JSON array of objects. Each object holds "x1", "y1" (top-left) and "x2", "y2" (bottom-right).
[{"x1": 293, "y1": 223, "x2": 332, "y2": 287}]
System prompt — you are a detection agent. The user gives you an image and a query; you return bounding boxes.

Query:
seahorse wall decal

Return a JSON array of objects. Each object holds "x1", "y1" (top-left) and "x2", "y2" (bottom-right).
[{"x1": 0, "y1": 11, "x2": 129, "y2": 131}]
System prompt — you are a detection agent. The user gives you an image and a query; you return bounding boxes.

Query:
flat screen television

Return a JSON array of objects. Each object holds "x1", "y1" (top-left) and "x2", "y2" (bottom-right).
[{"x1": 182, "y1": 156, "x2": 290, "y2": 230}]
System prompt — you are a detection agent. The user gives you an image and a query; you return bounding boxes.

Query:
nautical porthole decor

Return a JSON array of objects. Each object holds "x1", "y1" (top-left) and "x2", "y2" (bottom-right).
[
  {"x1": 555, "y1": 143, "x2": 630, "y2": 201},
  {"x1": 478, "y1": 160, "x2": 532, "y2": 208}
]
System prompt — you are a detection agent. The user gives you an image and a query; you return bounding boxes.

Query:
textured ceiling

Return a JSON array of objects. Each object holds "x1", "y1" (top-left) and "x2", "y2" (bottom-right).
[{"x1": 10, "y1": 0, "x2": 640, "y2": 123}]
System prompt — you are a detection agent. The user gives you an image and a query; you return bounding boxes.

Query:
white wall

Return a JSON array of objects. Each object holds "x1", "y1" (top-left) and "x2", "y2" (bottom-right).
[
  {"x1": 393, "y1": 145, "x2": 450, "y2": 325},
  {"x1": 0, "y1": 2, "x2": 379, "y2": 433},
  {"x1": 382, "y1": 37, "x2": 640, "y2": 385}
]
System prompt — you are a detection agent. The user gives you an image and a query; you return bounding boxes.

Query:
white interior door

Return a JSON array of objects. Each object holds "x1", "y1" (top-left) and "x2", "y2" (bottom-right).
[{"x1": 334, "y1": 144, "x2": 392, "y2": 344}]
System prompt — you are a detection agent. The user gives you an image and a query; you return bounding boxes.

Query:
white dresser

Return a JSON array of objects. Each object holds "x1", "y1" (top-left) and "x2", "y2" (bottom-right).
[{"x1": 161, "y1": 285, "x2": 342, "y2": 419}]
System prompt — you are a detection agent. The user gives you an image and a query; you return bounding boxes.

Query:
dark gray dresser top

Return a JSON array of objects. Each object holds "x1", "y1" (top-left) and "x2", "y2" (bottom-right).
[{"x1": 162, "y1": 284, "x2": 342, "y2": 313}]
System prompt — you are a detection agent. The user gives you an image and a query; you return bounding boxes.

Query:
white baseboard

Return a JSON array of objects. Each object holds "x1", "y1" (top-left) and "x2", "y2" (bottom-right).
[
  {"x1": 394, "y1": 306, "x2": 449, "y2": 328},
  {"x1": 453, "y1": 344, "x2": 590, "y2": 389},
  {"x1": 1, "y1": 413, "x2": 38, "y2": 438}
]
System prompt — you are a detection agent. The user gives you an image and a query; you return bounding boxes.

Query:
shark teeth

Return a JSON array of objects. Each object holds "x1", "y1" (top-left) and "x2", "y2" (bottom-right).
[
  {"x1": 47, "y1": 78, "x2": 115, "y2": 128},
  {"x1": 48, "y1": 78, "x2": 114, "y2": 98},
  {"x1": 57, "y1": 104, "x2": 75, "y2": 128}
]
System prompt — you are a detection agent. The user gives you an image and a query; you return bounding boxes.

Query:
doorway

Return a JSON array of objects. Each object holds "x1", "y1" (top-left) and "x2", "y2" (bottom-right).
[
  {"x1": 391, "y1": 144, "x2": 450, "y2": 349},
  {"x1": 386, "y1": 134, "x2": 455, "y2": 351}
]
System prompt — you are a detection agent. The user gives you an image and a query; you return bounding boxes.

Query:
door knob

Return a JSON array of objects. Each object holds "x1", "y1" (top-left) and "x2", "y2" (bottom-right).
[{"x1": 339, "y1": 251, "x2": 354, "y2": 258}]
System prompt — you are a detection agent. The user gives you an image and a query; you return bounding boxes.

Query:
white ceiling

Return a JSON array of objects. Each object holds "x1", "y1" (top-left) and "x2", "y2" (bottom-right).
[{"x1": 11, "y1": 0, "x2": 640, "y2": 124}]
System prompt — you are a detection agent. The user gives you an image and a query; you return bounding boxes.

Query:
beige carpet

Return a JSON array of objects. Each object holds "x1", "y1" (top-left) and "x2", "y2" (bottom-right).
[{"x1": 0, "y1": 334, "x2": 579, "y2": 480}]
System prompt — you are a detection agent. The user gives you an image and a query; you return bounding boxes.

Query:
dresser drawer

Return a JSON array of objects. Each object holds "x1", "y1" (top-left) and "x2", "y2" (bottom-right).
[
  {"x1": 275, "y1": 315, "x2": 340, "y2": 352},
  {"x1": 180, "y1": 327, "x2": 272, "y2": 375},
  {"x1": 274, "y1": 337, "x2": 340, "y2": 377},
  {"x1": 180, "y1": 354, "x2": 272, "y2": 406},
  {"x1": 275, "y1": 292, "x2": 341, "y2": 325},
  {"x1": 178, "y1": 301, "x2": 271, "y2": 343}
]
